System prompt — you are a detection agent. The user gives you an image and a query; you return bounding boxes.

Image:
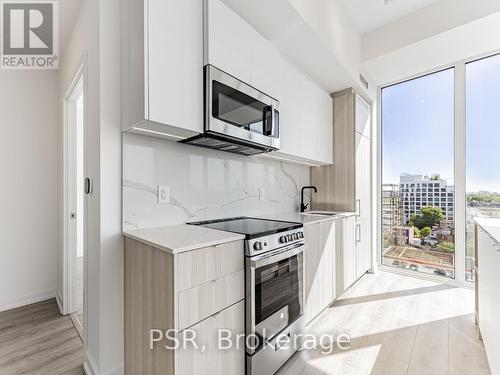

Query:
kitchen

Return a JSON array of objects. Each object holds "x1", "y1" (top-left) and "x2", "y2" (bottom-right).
[{"x1": 121, "y1": 0, "x2": 372, "y2": 373}]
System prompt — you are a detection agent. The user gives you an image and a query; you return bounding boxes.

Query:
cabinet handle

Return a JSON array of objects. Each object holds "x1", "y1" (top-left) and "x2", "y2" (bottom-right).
[
  {"x1": 356, "y1": 199, "x2": 361, "y2": 217},
  {"x1": 84, "y1": 177, "x2": 93, "y2": 195},
  {"x1": 356, "y1": 224, "x2": 361, "y2": 243}
]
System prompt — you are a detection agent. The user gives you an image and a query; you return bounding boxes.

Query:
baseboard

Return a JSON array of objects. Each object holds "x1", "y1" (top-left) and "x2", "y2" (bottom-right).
[
  {"x1": 102, "y1": 363, "x2": 124, "y2": 375},
  {"x1": 84, "y1": 351, "x2": 98, "y2": 375},
  {"x1": 84, "y1": 351, "x2": 124, "y2": 375},
  {"x1": 56, "y1": 290, "x2": 64, "y2": 314},
  {"x1": 0, "y1": 289, "x2": 56, "y2": 312}
]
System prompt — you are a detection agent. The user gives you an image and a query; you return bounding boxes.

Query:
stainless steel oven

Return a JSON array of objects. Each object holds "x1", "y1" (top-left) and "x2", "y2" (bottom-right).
[
  {"x1": 182, "y1": 65, "x2": 280, "y2": 156},
  {"x1": 189, "y1": 217, "x2": 305, "y2": 375},
  {"x1": 246, "y1": 241, "x2": 306, "y2": 375}
]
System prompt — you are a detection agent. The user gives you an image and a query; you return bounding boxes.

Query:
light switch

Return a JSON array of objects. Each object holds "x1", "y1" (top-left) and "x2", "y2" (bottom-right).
[{"x1": 158, "y1": 185, "x2": 170, "y2": 204}]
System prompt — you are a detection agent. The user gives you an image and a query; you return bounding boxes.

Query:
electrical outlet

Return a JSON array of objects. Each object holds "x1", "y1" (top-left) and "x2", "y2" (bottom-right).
[
  {"x1": 157, "y1": 185, "x2": 170, "y2": 204},
  {"x1": 259, "y1": 187, "x2": 265, "y2": 201}
]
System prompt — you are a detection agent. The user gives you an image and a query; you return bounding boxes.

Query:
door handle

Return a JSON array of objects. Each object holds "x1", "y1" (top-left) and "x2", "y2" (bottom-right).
[
  {"x1": 84, "y1": 177, "x2": 93, "y2": 195},
  {"x1": 356, "y1": 224, "x2": 361, "y2": 243},
  {"x1": 356, "y1": 199, "x2": 361, "y2": 217}
]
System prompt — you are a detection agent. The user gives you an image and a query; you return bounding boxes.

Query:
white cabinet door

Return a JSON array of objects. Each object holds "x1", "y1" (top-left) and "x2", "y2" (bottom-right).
[
  {"x1": 355, "y1": 218, "x2": 371, "y2": 278},
  {"x1": 205, "y1": 0, "x2": 252, "y2": 83},
  {"x1": 304, "y1": 221, "x2": 334, "y2": 324},
  {"x1": 477, "y1": 228, "x2": 500, "y2": 375},
  {"x1": 355, "y1": 132, "x2": 371, "y2": 220},
  {"x1": 148, "y1": 0, "x2": 203, "y2": 133},
  {"x1": 355, "y1": 94, "x2": 371, "y2": 139},
  {"x1": 342, "y1": 216, "x2": 357, "y2": 292},
  {"x1": 177, "y1": 300, "x2": 245, "y2": 375}
]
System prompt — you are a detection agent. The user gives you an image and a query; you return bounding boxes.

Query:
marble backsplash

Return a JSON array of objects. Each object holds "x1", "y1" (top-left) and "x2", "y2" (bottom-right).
[{"x1": 123, "y1": 133, "x2": 311, "y2": 230}]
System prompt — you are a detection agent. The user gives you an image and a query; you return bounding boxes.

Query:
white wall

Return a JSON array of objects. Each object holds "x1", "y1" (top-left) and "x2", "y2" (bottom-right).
[
  {"x1": 123, "y1": 133, "x2": 310, "y2": 229},
  {"x1": 0, "y1": 70, "x2": 58, "y2": 311},
  {"x1": 59, "y1": 0, "x2": 124, "y2": 373},
  {"x1": 57, "y1": 0, "x2": 103, "y2": 372},
  {"x1": 362, "y1": 0, "x2": 500, "y2": 62}
]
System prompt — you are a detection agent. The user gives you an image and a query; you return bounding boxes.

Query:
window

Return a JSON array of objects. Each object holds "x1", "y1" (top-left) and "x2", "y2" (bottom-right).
[
  {"x1": 465, "y1": 53, "x2": 500, "y2": 282},
  {"x1": 382, "y1": 69, "x2": 455, "y2": 279}
]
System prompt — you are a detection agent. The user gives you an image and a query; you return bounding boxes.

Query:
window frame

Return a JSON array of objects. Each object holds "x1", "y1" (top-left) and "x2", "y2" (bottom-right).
[{"x1": 375, "y1": 50, "x2": 500, "y2": 287}]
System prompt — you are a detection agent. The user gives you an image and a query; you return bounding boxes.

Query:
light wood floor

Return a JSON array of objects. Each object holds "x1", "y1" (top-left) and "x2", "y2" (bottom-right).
[
  {"x1": 0, "y1": 299, "x2": 84, "y2": 375},
  {"x1": 76, "y1": 255, "x2": 84, "y2": 327},
  {"x1": 279, "y1": 271, "x2": 490, "y2": 375}
]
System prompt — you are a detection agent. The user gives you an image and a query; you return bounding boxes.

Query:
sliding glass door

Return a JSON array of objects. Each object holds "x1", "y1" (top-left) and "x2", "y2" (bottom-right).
[{"x1": 381, "y1": 69, "x2": 456, "y2": 279}]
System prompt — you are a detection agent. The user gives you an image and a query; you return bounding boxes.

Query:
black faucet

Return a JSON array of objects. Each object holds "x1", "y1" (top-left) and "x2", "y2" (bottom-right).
[{"x1": 300, "y1": 186, "x2": 318, "y2": 212}]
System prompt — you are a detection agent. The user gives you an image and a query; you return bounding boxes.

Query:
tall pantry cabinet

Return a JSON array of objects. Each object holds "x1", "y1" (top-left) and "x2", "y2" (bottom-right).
[{"x1": 311, "y1": 88, "x2": 373, "y2": 294}]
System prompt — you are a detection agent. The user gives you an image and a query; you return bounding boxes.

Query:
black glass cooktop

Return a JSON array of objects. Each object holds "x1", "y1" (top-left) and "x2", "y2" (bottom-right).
[{"x1": 189, "y1": 217, "x2": 302, "y2": 239}]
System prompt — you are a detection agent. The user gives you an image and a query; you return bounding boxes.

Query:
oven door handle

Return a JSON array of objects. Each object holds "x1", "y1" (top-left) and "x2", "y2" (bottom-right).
[{"x1": 252, "y1": 244, "x2": 306, "y2": 269}]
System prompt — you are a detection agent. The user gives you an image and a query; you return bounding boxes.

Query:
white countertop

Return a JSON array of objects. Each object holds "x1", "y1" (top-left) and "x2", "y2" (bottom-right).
[
  {"x1": 474, "y1": 217, "x2": 500, "y2": 244},
  {"x1": 259, "y1": 211, "x2": 357, "y2": 225},
  {"x1": 123, "y1": 211, "x2": 356, "y2": 254},
  {"x1": 123, "y1": 224, "x2": 245, "y2": 254}
]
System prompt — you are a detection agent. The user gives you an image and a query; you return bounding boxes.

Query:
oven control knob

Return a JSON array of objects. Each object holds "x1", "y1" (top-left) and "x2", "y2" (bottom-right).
[
  {"x1": 299, "y1": 232, "x2": 304, "y2": 239},
  {"x1": 287, "y1": 234, "x2": 293, "y2": 242},
  {"x1": 279, "y1": 236, "x2": 286, "y2": 243},
  {"x1": 293, "y1": 233, "x2": 298, "y2": 240},
  {"x1": 253, "y1": 242, "x2": 263, "y2": 251}
]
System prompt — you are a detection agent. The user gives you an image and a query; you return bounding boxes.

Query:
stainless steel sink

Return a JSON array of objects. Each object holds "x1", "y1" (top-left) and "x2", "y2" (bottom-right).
[{"x1": 301, "y1": 211, "x2": 343, "y2": 216}]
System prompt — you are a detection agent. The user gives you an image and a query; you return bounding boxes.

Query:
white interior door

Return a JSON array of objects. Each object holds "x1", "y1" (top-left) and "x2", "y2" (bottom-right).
[{"x1": 63, "y1": 67, "x2": 85, "y2": 334}]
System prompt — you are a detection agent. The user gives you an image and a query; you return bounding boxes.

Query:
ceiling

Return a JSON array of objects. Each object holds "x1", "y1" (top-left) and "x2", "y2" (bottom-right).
[{"x1": 339, "y1": 0, "x2": 441, "y2": 34}]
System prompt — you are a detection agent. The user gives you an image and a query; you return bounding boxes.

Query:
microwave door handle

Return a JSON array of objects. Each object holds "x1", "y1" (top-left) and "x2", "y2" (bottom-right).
[{"x1": 263, "y1": 105, "x2": 274, "y2": 136}]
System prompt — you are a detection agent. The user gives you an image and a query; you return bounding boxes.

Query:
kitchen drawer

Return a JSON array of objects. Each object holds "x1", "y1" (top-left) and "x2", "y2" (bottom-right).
[
  {"x1": 177, "y1": 300, "x2": 245, "y2": 375},
  {"x1": 177, "y1": 240, "x2": 243, "y2": 291},
  {"x1": 178, "y1": 269, "x2": 244, "y2": 331}
]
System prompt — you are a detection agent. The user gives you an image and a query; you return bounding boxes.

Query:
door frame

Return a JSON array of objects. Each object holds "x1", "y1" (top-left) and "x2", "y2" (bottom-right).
[{"x1": 62, "y1": 58, "x2": 87, "y2": 319}]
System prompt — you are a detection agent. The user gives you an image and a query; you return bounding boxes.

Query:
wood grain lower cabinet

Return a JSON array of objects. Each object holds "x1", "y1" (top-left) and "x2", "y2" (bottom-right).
[
  {"x1": 304, "y1": 220, "x2": 335, "y2": 324},
  {"x1": 177, "y1": 301, "x2": 245, "y2": 375},
  {"x1": 124, "y1": 237, "x2": 245, "y2": 375}
]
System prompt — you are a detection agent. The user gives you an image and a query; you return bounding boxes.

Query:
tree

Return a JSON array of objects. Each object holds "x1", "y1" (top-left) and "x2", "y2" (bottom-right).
[
  {"x1": 413, "y1": 226, "x2": 421, "y2": 238},
  {"x1": 420, "y1": 227, "x2": 432, "y2": 238},
  {"x1": 437, "y1": 242, "x2": 455, "y2": 253},
  {"x1": 410, "y1": 206, "x2": 444, "y2": 229},
  {"x1": 430, "y1": 174, "x2": 441, "y2": 180}
]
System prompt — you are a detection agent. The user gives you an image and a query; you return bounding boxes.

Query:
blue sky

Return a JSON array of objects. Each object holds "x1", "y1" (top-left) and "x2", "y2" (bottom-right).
[
  {"x1": 466, "y1": 54, "x2": 500, "y2": 193},
  {"x1": 382, "y1": 55, "x2": 500, "y2": 193}
]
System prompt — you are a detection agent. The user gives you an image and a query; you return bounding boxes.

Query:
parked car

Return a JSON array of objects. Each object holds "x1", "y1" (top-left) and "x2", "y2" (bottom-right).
[
  {"x1": 409, "y1": 264, "x2": 419, "y2": 271},
  {"x1": 392, "y1": 260, "x2": 400, "y2": 266},
  {"x1": 434, "y1": 269, "x2": 447, "y2": 276}
]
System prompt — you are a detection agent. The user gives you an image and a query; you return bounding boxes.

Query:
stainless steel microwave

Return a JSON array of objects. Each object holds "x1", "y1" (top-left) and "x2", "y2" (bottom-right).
[{"x1": 182, "y1": 65, "x2": 280, "y2": 156}]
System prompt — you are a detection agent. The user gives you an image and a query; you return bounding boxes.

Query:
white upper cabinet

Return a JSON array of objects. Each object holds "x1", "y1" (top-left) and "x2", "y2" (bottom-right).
[
  {"x1": 205, "y1": 0, "x2": 333, "y2": 165},
  {"x1": 121, "y1": 0, "x2": 204, "y2": 139},
  {"x1": 204, "y1": 0, "x2": 252, "y2": 83}
]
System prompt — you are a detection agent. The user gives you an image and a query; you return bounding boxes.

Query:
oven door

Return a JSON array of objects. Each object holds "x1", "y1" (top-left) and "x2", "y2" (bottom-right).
[
  {"x1": 246, "y1": 243, "x2": 305, "y2": 354},
  {"x1": 206, "y1": 65, "x2": 280, "y2": 150}
]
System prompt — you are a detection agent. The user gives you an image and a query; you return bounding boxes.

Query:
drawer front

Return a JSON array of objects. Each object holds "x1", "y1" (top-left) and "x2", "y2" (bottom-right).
[
  {"x1": 178, "y1": 269, "x2": 244, "y2": 331},
  {"x1": 177, "y1": 240, "x2": 243, "y2": 291},
  {"x1": 177, "y1": 300, "x2": 245, "y2": 375}
]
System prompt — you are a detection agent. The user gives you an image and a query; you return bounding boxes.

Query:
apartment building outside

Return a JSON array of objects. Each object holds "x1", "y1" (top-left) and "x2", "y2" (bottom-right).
[
  {"x1": 382, "y1": 184, "x2": 403, "y2": 246},
  {"x1": 400, "y1": 174, "x2": 455, "y2": 224}
]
